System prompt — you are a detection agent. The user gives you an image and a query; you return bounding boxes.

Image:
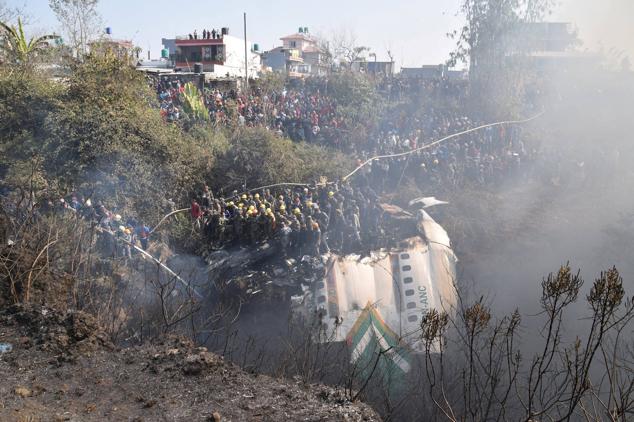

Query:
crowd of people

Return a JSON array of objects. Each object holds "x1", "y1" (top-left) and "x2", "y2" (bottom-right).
[
  {"x1": 151, "y1": 74, "x2": 537, "y2": 255},
  {"x1": 153, "y1": 77, "x2": 345, "y2": 143},
  {"x1": 153, "y1": 76, "x2": 531, "y2": 190},
  {"x1": 20, "y1": 75, "x2": 535, "y2": 260},
  {"x1": 41, "y1": 195, "x2": 152, "y2": 259},
  {"x1": 186, "y1": 28, "x2": 224, "y2": 40},
  {"x1": 191, "y1": 183, "x2": 387, "y2": 257},
  {"x1": 357, "y1": 105, "x2": 531, "y2": 192}
]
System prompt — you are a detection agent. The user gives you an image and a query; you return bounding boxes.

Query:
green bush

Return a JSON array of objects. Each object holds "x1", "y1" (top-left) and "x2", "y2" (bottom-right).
[
  {"x1": 0, "y1": 55, "x2": 224, "y2": 220},
  {"x1": 210, "y1": 127, "x2": 353, "y2": 193}
]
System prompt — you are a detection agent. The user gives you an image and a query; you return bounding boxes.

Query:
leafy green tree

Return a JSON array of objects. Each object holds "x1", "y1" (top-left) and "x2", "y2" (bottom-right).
[
  {"x1": 0, "y1": 53, "x2": 223, "y2": 219},
  {"x1": 210, "y1": 127, "x2": 352, "y2": 193},
  {"x1": 0, "y1": 17, "x2": 58, "y2": 67}
]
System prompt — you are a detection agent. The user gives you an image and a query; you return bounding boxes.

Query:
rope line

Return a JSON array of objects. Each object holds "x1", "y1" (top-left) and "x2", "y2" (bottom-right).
[
  {"x1": 150, "y1": 208, "x2": 190, "y2": 234},
  {"x1": 341, "y1": 111, "x2": 545, "y2": 182},
  {"x1": 149, "y1": 112, "x2": 544, "y2": 233}
]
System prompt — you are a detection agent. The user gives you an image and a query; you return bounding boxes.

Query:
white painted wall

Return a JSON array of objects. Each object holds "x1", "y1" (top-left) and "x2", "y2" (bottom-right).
[{"x1": 215, "y1": 35, "x2": 261, "y2": 78}]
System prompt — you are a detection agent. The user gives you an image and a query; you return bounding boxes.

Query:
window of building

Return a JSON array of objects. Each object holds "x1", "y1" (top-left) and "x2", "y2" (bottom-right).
[
  {"x1": 290, "y1": 41, "x2": 297, "y2": 48},
  {"x1": 407, "y1": 302, "x2": 416, "y2": 309},
  {"x1": 203, "y1": 46, "x2": 213, "y2": 61},
  {"x1": 405, "y1": 289, "x2": 415, "y2": 297},
  {"x1": 317, "y1": 295, "x2": 326, "y2": 304},
  {"x1": 404, "y1": 277, "x2": 413, "y2": 284},
  {"x1": 402, "y1": 265, "x2": 412, "y2": 272},
  {"x1": 400, "y1": 253, "x2": 410, "y2": 260},
  {"x1": 408, "y1": 315, "x2": 418, "y2": 322},
  {"x1": 315, "y1": 281, "x2": 325, "y2": 290}
]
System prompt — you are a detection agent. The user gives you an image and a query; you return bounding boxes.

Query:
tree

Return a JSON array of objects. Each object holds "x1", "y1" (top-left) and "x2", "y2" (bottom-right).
[
  {"x1": 0, "y1": 17, "x2": 58, "y2": 67},
  {"x1": 417, "y1": 264, "x2": 634, "y2": 421},
  {"x1": 0, "y1": 0, "x2": 22, "y2": 23},
  {"x1": 317, "y1": 29, "x2": 369, "y2": 71},
  {"x1": 49, "y1": 0, "x2": 102, "y2": 57},
  {"x1": 448, "y1": 0, "x2": 555, "y2": 117},
  {"x1": 449, "y1": 0, "x2": 554, "y2": 71}
]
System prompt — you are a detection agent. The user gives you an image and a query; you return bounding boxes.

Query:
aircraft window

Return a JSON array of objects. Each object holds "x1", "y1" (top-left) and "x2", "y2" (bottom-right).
[
  {"x1": 403, "y1": 277, "x2": 413, "y2": 284},
  {"x1": 317, "y1": 295, "x2": 326, "y2": 303},
  {"x1": 405, "y1": 289, "x2": 415, "y2": 296},
  {"x1": 408, "y1": 315, "x2": 418, "y2": 322},
  {"x1": 402, "y1": 265, "x2": 412, "y2": 272},
  {"x1": 315, "y1": 281, "x2": 325, "y2": 289},
  {"x1": 400, "y1": 253, "x2": 410, "y2": 260},
  {"x1": 407, "y1": 302, "x2": 416, "y2": 309}
]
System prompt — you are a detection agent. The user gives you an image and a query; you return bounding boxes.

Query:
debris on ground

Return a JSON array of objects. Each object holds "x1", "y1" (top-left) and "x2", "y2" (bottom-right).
[{"x1": 0, "y1": 306, "x2": 380, "y2": 421}]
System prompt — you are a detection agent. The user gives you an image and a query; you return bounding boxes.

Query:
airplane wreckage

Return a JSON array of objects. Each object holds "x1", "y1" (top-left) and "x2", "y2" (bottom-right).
[{"x1": 204, "y1": 197, "x2": 458, "y2": 369}]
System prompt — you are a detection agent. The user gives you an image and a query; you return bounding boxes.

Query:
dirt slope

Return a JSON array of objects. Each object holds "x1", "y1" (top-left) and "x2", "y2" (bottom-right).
[{"x1": 0, "y1": 306, "x2": 379, "y2": 422}]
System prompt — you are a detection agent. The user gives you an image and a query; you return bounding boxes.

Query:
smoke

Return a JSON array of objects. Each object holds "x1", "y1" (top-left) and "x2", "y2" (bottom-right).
[
  {"x1": 459, "y1": 51, "x2": 634, "y2": 320},
  {"x1": 556, "y1": 0, "x2": 634, "y2": 65}
]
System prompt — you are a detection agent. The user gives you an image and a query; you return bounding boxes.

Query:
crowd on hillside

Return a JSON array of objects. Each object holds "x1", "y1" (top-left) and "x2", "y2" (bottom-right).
[
  {"x1": 191, "y1": 183, "x2": 387, "y2": 257},
  {"x1": 153, "y1": 78, "x2": 345, "y2": 143},
  {"x1": 16, "y1": 75, "x2": 533, "y2": 260},
  {"x1": 189, "y1": 116, "x2": 528, "y2": 256},
  {"x1": 150, "y1": 74, "x2": 536, "y2": 255},
  {"x1": 359, "y1": 106, "x2": 531, "y2": 191},
  {"x1": 39, "y1": 196, "x2": 152, "y2": 259}
]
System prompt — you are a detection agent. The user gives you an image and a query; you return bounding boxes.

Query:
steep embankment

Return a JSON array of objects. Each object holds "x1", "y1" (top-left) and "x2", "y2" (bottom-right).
[{"x1": 0, "y1": 306, "x2": 379, "y2": 422}]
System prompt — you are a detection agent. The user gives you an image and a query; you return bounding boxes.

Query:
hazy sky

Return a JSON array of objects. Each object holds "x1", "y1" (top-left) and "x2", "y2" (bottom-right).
[{"x1": 7, "y1": 0, "x2": 634, "y2": 66}]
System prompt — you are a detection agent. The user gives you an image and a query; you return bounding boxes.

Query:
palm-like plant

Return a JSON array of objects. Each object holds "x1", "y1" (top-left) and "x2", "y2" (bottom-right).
[{"x1": 0, "y1": 18, "x2": 59, "y2": 65}]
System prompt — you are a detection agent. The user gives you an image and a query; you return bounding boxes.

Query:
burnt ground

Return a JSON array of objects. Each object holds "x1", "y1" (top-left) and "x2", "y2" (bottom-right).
[{"x1": 0, "y1": 306, "x2": 379, "y2": 422}]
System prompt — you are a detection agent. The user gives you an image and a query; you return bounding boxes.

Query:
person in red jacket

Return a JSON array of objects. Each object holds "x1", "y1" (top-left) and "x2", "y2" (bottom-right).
[{"x1": 191, "y1": 198, "x2": 202, "y2": 229}]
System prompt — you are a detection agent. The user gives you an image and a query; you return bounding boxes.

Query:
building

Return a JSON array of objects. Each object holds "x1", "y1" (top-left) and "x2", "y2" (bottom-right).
[
  {"x1": 509, "y1": 22, "x2": 578, "y2": 54},
  {"x1": 262, "y1": 27, "x2": 329, "y2": 77},
  {"x1": 262, "y1": 46, "x2": 311, "y2": 77},
  {"x1": 88, "y1": 38, "x2": 136, "y2": 63},
  {"x1": 400, "y1": 65, "x2": 445, "y2": 79},
  {"x1": 351, "y1": 60, "x2": 395, "y2": 76},
  {"x1": 506, "y1": 22, "x2": 599, "y2": 72},
  {"x1": 162, "y1": 28, "x2": 261, "y2": 78}
]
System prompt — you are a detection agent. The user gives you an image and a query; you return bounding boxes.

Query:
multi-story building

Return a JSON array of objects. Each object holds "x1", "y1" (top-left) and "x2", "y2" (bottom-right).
[
  {"x1": 262, "y1": 27, "x2": 329, "y2": 77},
  {"x1": 162, "y1": 28, "x2": 261, "y2": 78}
]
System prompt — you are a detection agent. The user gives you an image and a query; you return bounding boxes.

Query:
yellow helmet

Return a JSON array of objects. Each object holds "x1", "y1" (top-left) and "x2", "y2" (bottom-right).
[
  {"x1": 306, "y1": 201, "x2": 313, "y2": 208},
  {"x1": 293, "y1": 208, "x2": 301, "y2": 215},
  {"x1": 254, "y1": 193, "x2": 260, "y2": 198},
  {"x1": 241, "y1": 194, "x2": 247, "y2": 199},
  {"x1": 238, "y1": 203, "x2": 244, "y2": 208},
  {"x1": 328, "y1": 191, "x2": 334, "y2": 197},
  {"x1": 266, "y1": 208, "x2": 272, "y2": 214},
  {"x1": 280, "y1": 205, "x2": 286, "y2": 211}
]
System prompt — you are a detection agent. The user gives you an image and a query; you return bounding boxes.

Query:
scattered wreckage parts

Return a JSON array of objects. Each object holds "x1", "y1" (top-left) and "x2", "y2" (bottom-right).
[{"x1": 204, "y1": 200, "x2": 457, "y2": 348}]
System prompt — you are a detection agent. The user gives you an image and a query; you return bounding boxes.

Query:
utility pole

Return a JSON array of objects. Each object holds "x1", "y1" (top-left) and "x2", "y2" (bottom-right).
[{"x1": 243, "y1": 12, "x2": 249, "y2": 92}]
